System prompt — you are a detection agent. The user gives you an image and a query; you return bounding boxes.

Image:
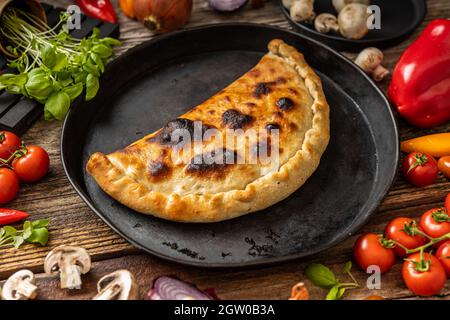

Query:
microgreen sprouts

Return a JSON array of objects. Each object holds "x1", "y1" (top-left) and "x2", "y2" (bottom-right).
[{"x1": 0, "y1": 8, "x2": 121, "y2": 120}]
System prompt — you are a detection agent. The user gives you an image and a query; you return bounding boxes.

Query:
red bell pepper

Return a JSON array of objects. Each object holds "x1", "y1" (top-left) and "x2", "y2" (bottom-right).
[
  {"x1": 0, "y1": 209, "x2": 29, "y2": 226},
  {"x1": 75, "y1": 0, "x2": 118, "y2": 24},
  {"x1": 388, "y1": 19, "x2": 450, "y2": 128}
]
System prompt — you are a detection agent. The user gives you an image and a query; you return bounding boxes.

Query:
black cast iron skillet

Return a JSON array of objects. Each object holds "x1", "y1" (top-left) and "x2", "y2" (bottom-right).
[
  {"x1": 61, "y1": 23, "x2": 399, "y2": 268},
  {"x1": 280, "y1": 0, "x2": 427, "y2": 52}
]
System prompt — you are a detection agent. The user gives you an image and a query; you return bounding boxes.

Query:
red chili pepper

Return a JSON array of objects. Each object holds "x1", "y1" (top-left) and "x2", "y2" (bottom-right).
[
  {"x1": 388, "y1": 19, "x2": 450, "y2": 128},
  {"x1": 75, "y1": 0, "x2": 118, "y2": 24},
  {"x1": 0, "y1": 209, "x2": 29, "y2": 226}
]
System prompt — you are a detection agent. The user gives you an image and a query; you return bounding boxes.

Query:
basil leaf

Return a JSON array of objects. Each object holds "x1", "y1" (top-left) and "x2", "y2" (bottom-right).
[
  {"x1": 25, "y1": 227, "x2": 49, "y2": 246},
  {"x1": 342, "y1": 261, "x2": 352, "y2": 274},
  {"x1": 25, "y1": 72, "x2": 53, "y2": 101},
  {"x1": 41, "y1": 45, "x2": 56, "y2": 69},
  {"x1": 13, "y1": 236, "x2": 24, "y2": 249},
  {"x1": 90, "y1": 53, "x2": 104, "y2": 73},
  {"x1": 83, "y1": 62, "x2": 99, "y2": 77},
  {"x1": 337, "y1": 287, "x2": 346, "y2": 300},
  {"x1": 3, "y1": 226, "x2": 17, "y2": 237},
  {"x1": 85, "y1": 74, "x2": 99, "y2": 101},
  {"x1": 101, "y1": 37, "x2": 121, "y2": 46},
  {"x1": 325, "y1": 285, "x2": 340, "y2": 300},
  {"x1": 45, "y1": 91, "x2": 71, "y2": 120},
  {"x1": 53, "y1": 52, "x2": 67, "y2": 71},
  {"x1": 92, "y1": 44, "x2": 112, "y2": 58},
  {"x1": 305, "y1": 263, "x2": 338, "y2": 289},
  {"x1": 63, "y1": 82, "x2": 83, "y2": 101},
  {"x1": 31, "y1": 219, "x2": 49, "y2": 228}
]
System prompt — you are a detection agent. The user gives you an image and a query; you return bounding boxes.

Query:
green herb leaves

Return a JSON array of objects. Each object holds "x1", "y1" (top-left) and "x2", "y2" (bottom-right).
[
  {"x1": 0, "y1": 219, "x2": 49, "y2": 249},
  {"x1": 305, "y1": 261, "x2": 359, "y2": 300},
  {"x1": 0, "y1": 8, "x2": 121, "y2": 121}
]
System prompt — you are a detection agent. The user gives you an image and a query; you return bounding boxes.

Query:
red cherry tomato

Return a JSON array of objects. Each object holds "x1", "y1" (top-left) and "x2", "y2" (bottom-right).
[
  {"x1": 0, "y1": 131, "x2": 20, "y2": 160},
  {"x1": 419, "y1": 207, "x2": 450, "y2": 247},
  {"x1": 402, "y1": 152, "x2": 438, "y2": 187},
  {"x1": 0, "y1": 168, "x2": 19, "y2": 204},
  {"x1": 354, "y1": 233, "x2": 396, "y2": 273},
  {"x1": 446, "y1": 194, "x2": 450, "y2": 214},
  {"x1": 402, "y1": 253, "x2": 446, "y2": 296},
  {"x1": 12, "y1": 146, "x2": 49, "y2": 182},
  {"x1": 385, "y1": 217, "x2": 427, "y2": 257},
  {"x1": 438, "y1": 156, "x2": 450, "y2": 179},
  {"x1": 436, "y1": 241, "x2": 450, "y2": 278}
]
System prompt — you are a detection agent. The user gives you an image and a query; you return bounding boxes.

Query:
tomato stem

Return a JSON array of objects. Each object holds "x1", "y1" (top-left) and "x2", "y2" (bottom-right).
[{"x1": 407, "y1": 153, "x2": 428, "y2": 174}]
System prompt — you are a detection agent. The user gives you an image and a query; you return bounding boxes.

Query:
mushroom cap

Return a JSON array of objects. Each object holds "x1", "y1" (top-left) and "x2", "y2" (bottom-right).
[
  {"x1": 282, "y1": 0, "x2": 297, "y2": 9},
  {"x1": 338, "y1": 3, "x2": 370, "y2": 39},
  {"x1": 1, "y1": 270, "x2": 37, "y2": 300},
  {"x1": 290, "y1": 0, "x2": 316, "y2": 23},
  {"x1": 355, "y1": 47, "x2": 384, "y2": 71},
  {"x1": 94, "y1": 270, "x2": 139, "y2": 300},
  {"x1": 44, "y1": 245, "x2": 91, "y2": 275},
  {"x1": 314, "y1": 13, "x2": 340, "y2": 33},
  {"x1": 332, "y1": 0, "x2": 371, "y2": 13}
]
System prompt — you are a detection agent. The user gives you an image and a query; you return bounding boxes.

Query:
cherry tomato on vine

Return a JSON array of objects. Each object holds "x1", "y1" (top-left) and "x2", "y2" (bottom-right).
[
  {"x1": 354, "y1": 233, "x2": 396, "y2": 273},
  {"x1": 438, "y1": 156, "x2": 450, "y2": 179},
  {"x1": 402, "y1": 253, "x2": 446, "y2": 296},
  {"x1": 419, "y1": 208, "x2": 450, "y2": 247},
  {"x1": 436, "y1": 241, "x2": 450, "y2": 278},
  {"x1": 402, "y1": 152, "x2": 438, "y2": 187},
  {"x1": 0, "y1": 131, "x2": 20, "y2": 160},
  {"x1": 12, "y1": 146, "x2": 49, "y2": 182},
  {"x1": 446, "y1": 193, "x2": 450, "y2": 214},
  {"x1": 385, "y1": 217, "x2": 427, "y2": 257},
  {"x1": 0, "y1": 168, "x2": 19, "y2": 204}
]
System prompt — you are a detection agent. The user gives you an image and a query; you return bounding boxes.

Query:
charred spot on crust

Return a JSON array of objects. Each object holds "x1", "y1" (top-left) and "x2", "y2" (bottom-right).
[
  {"x1": 222, "y1": 109, "x2": 253, "y2": 129},
  {"x1": 276, "y1": 98, "x2": 294, "y2": 111},
  {"x1": 253, "y1": 82, "x2": 271, "y2": 98},
  {"x1": 149, "y1": 118, "x2": 211, "y2": 146},
  {"x1": 265, "y1": 123, "x2": 280, "y2": 131},
  {"x1": 186, "y1": 149, "x2": 237, "y2": 177},
  {"x1": 275, "y1": 77, "x2": 287, "y2": 84},
  {"x1": 288, "y1": 88, "x2": 299, "y2": 96},
  {"x1": 246, "y1": 102, "x2": 257, "y2": 108},
  {"x1": 148, "y1": 161, "x2": 171, "y2": 181}
]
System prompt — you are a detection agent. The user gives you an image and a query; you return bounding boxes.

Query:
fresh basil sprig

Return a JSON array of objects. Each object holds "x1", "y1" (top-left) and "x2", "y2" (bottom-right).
[
  {"x1": 0, "y1": 219, "x2": 50, "y2": 249},
  {"x1": 305, "y1": 261, "x2": 360, "y2": 300},
  {"x1": 0, "y1": 8, "x2": 121, "y2": 121}
]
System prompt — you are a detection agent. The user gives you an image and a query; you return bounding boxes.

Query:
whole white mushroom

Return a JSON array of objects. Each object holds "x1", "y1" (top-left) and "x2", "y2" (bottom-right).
[
  {"x1": 338, "y1": 3, "x2": 370, "y2": 39},
  {"x1": 290, "y1": 0, "x2": 316, "y2": 23},
  {"x1": 332, "y1": 0, "x2": 370, "y2": 13},
  {"x1": 355, "y1": 47, "x2": 390, "y2": 81}
]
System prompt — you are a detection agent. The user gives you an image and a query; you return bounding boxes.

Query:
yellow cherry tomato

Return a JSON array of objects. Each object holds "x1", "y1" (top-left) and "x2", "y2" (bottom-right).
[{"x1": 438, "y1": 156, "x2": 450, "y2": 179}]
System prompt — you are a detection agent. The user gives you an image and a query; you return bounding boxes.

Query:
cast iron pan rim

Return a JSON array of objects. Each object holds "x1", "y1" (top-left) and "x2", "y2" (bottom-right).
[
  {"x1": 61, "y1": 23, "x2": 399, "y2": 269},
  {"x1": 279, "y1": 0, "x2": 427, "y2": 45}
]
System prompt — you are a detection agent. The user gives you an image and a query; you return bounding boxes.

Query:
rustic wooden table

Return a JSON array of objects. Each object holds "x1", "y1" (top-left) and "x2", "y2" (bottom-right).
[{"x1": 1, "y1": 0, "x2": 449, "y2": 300}]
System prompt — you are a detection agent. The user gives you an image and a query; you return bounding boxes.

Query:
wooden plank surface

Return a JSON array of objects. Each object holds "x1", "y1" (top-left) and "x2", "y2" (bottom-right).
[{"x1": 0, "y1": 0, "x2": 449, "y2": 300}]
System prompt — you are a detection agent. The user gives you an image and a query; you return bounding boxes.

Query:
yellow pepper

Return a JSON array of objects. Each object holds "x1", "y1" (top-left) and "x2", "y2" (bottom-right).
[{"x1": 401, "y1": 133, "x2": 450, "y2": 157}]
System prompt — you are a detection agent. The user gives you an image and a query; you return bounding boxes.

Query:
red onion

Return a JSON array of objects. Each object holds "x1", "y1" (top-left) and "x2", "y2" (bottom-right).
[
  {"x1": 146, "y1": 276, "x2": 215, "y2": 300},
  {"x1": 209, "y1": 0, "x2": 248, "y2": 12}
]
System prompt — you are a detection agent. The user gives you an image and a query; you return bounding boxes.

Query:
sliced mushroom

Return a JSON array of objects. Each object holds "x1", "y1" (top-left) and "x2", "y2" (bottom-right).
[
  {"x1": 1, "y1": 270, "x2": 38, "y2": 300},
  {"x1": 355, "y1": 47, "x2": 390, "y2": 81},
  {"x1": 314, "y1": 13, "x2": 339, "y2": 33},
  {"x1": 282, "y1": 0, "x2": 297, "y2": 9},
  {"x1": 44, "y1": 245, "x2": 91, "y2": 289},
  {"x1": 93, "y1": 270, "x2": 139, "y2": 300},
  {"x1": 338, "y1": 3, "x2": 370, "y2": 39},
  {"x1": 290, "y1": 0, "x2": 316, "y2": 23},
  {"x1": 332, "y1": 0, "x2": 370, "y2": 13}
]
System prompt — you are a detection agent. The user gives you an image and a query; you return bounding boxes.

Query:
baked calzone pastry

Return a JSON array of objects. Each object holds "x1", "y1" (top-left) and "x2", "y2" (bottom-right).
[{"x1": 87, "y1": 39, "x2": 330, "y2": 223}]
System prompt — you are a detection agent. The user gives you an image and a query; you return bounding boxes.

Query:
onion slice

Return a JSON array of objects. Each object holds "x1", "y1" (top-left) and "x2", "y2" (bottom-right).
[
  {"x1": 146, "y1": 276, "x2": 215, "y2": 300},
  {"x1": 209, "y1": 0, "x2": 248, "y2": 12}
]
